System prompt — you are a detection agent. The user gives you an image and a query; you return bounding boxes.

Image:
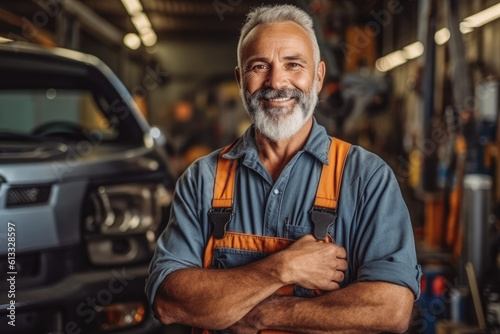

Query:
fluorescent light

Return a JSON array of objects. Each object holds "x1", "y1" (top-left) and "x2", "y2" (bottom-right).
[
  {"x1": 131, "y1": 12, "x2": 151, "y2": 33},
  {"x1": 376, "y1": 43, "x2": 421, "y2": 72},
  {"x1": 459, "y1": 22, "x2": 474, "y2": 34},
  {"x1": 462, "y1": 3, "x2": 500, "y2": 29},
  {"x1": 403, "y1": 41, "x2": 424, "y2": 59},
  {"x1": 376, "y1": 50, "x2": 407, "y2": 72},
  {"x1": 121, "y1": 0, "x2": 143, "y2": 15},
  {"x1": 434, "y1": 28, "x2": 451, "y2": 45},
  {"x1": 123, "y1": 33, "x2": 141, "y2": 50},
  {"x1": 0, "y1": 36, "x2": 13, "y2": 43},
  {"x1": 141, "y1": 29, "x2": 157, "y2": 47},
  {"x1": 376, "y1": 3, "x2": 500, "y2": 71},
  {"x1": 121, "y1": 0, "x2": 158, "y2": 48}
]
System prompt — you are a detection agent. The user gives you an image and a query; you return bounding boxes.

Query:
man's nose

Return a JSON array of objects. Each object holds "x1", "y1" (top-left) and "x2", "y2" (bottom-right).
[{"x1": 265, "y1": 66, "x2": 288, "y2": 90}]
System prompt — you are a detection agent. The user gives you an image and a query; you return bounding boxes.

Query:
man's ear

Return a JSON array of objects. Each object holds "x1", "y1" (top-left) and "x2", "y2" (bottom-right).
[
  {"x1": 235, "y1": 66, "x2": 242, "y2": 89},
  {"x1": 316, "y1": 61, "x2": 326, "y2": 92}
]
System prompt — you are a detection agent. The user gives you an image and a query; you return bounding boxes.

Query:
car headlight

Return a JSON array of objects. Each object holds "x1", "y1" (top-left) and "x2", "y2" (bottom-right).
[{"x1": 83, "y1": 183, "x2": 172, "y2": 265}]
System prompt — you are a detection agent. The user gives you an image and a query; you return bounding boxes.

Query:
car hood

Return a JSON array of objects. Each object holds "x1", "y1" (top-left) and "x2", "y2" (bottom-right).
[{"x1": 0, "y1": 142, "x2": 165, "y2": 184}]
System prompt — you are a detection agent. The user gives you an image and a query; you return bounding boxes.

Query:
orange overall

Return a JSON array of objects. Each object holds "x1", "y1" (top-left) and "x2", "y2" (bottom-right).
[{"x1": 195, "y1": 138, "x2": 351, "y2": 334}]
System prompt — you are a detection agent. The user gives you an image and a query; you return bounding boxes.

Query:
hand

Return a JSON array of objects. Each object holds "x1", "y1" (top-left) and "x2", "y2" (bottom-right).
[{"x1": 278, "y1": 234, "x2": 347, "y2": 291}]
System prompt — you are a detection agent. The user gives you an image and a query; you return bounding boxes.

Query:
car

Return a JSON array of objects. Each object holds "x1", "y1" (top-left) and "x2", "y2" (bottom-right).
[{"x1": 0, "y1": 41, "x2": 174, "y2": 334}]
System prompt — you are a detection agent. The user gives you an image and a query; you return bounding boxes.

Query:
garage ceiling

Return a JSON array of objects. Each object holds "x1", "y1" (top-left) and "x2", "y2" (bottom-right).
[
  {"x1": 0, "y1": 0, "x2": 383, "y2": 44},
  {"x1": 83, "y1": 0, "x2": 294, "y2": 40}
]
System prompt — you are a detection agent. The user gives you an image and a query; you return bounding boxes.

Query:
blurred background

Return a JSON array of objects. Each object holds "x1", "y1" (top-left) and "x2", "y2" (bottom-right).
[{"x1": 1, "y1": 0, "x2": 500, "y2": 333}]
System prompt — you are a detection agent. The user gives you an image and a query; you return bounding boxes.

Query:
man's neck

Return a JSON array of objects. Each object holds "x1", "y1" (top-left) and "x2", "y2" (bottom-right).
[{"x1": 255, "y1": 117, "x2": 313, "y2": 181}]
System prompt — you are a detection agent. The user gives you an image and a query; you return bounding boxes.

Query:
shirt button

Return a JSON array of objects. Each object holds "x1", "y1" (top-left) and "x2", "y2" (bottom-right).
[{"x1": 273, "y1": 189, "x2": 279, "y2": 195}]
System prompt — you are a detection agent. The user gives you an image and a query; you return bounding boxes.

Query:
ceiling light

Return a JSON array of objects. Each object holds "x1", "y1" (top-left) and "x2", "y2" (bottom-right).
[
  {"x1": 375, "y1": 50, "x2": 407, "y2": 72},
  {"x1": 434, "y1": 28, "x2": 451, "y2": 45},
  {"x1": 131, "y1": 12, "x2": 151, "y2": 33},
  {"x1": 123, "y1": 33, "x2": 141, "y2": 50},
  {"x1": 376, "y1": 3, "x2": 500, "y2": 71},
  {"x1": 141, "y1": 29, "x2": 157, "y2": 47},
  {"x1": 462, "y1": 3, "x2": 500, "y2": 30},
  {"x1": 121, "y1": 0, "x2": 157, "y2": 49},
  {"x1": 403, "y1": 41, "x2": 424, "y2": 59},
  {"x1": 459, "y1": 22, "x2": 474, "y2": 34},
  {"x1": 121, "y1": 0, "x2": 143, "y2": 15}
]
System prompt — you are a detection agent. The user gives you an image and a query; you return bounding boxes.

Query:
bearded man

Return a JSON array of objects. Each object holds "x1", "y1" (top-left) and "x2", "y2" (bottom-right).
[{"x1": 146, "y1": 4, "x2": 421, "y2": 333}]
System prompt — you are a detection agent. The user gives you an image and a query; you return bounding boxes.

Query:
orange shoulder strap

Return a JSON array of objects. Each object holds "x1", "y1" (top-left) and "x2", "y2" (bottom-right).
[
  {"x1": 212, "y1": 144, "x2": 238, "y2": 208},
  {"x1": 314, "y1": 138, "x2": 352, "y2": 210},
  {"x1": 212, "y1": 138, "x2": 351, "y2": 211}
]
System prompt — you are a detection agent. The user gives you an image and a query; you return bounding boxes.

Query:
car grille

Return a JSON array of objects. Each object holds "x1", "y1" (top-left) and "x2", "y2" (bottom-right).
[{"x1": 6, "y1": 185, "x2": 51, "y2": 207}]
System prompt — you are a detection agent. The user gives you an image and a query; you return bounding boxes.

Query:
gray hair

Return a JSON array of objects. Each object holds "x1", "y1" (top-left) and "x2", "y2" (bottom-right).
[{"x1": 237, "y1": 4, "x2": 321, "y2": 70}]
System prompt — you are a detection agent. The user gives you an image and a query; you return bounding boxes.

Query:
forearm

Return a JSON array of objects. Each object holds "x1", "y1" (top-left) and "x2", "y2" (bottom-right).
[
  {"x1": 154, "y1": 252, "x2": 288, "y2": 329},
  {"x1": 253, "y1": 282, "x2": 414, "y2": 334},
  {"x1": 154, "y1": 235, "x2": 348, "y2": 329}
]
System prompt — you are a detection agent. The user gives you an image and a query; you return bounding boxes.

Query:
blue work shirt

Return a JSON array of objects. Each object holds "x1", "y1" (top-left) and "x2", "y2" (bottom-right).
[{"x1": 146, "y1": 118, "x2": 421, "y2": 307}]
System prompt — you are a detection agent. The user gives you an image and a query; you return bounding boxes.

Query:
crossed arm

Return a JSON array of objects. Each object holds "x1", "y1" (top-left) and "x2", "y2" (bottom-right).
[
  {"x1": 227, "y1": 281, "x2": 414, "y2": 334},
  {"x1": 153, "y1": 235, "x2": 414, "y2": 333}
]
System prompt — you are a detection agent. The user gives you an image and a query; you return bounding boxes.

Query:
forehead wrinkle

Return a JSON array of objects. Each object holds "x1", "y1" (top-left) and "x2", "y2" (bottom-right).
[{"x1": 283, "y1": 55, "x2": 308, "y2": 63}]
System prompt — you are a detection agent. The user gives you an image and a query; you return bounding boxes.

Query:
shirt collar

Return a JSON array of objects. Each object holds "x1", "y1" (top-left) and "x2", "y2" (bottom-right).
[
  {"x1": 222, "y1": 117, "x2": 331, "y2": 166},
  {"x1": 302, "y1": 117, "x2": 330, "y2": 165}
]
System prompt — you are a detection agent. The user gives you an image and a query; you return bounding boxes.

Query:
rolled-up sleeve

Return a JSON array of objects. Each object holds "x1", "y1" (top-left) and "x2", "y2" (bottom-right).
[
  {"x1": 145, "y1": 159, "x2": 214, "y2": 309},
  {"x1": 353, "y1": 163, "x2": 421, "y2": 299}
]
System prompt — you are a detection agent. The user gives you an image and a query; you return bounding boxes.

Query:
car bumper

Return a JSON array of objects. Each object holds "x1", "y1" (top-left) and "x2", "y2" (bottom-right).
[{"x1": 0, "y1": 264, "x2": 162, "y2": 334}]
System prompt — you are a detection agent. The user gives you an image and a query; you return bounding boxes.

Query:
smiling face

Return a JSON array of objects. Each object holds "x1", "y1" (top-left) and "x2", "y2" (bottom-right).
[{"x1": 236, "y1": 21, "x2": 325, "y2": 142}]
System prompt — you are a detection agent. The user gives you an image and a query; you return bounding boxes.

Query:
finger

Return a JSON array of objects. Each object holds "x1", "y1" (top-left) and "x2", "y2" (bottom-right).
[
  {"x1": 320, "y1": 281, "x2": 341, "y2": 291},
  {"x1": 331, "y1": 270, "x2": 345, "y2": 283},
  {"x1": 336, "y1": 259, "x2": 348, "y2": 271},
  {"x1": 332, "y1": 244, "x2": 347, "y2": 259}
]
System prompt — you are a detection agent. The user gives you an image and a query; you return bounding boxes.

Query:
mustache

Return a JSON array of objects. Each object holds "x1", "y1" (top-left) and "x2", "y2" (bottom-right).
[{"x1": 250, "y1": 87, "x2": 305, "y2": 101}]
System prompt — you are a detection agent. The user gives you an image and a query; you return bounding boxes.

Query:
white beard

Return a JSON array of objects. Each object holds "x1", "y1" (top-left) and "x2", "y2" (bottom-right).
[{"x1": 241, "y1": 81, "x2": 318, "y2": 142}]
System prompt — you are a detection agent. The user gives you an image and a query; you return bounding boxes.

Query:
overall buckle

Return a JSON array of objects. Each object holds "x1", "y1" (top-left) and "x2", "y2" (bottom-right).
[
  {"x1": 310, "y1": 207, "x2": 337, "y2": 240},
  {"x1": 208, "y1": 208, "x2": 233, "y2": 239}
]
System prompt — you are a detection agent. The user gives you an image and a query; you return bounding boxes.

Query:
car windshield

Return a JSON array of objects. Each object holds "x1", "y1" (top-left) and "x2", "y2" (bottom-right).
[{"x1": 0, "y1": 89, "x2": 118, "y2": 141}]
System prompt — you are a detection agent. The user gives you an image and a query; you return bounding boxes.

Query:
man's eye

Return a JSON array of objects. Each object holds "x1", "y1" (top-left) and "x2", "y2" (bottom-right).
[
  {"x1": 253, "y1": 64, "x2": 268, "y2": 72},
  {"x1": 288, "y1": 63, "x2": 301, "y2": 69}
]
